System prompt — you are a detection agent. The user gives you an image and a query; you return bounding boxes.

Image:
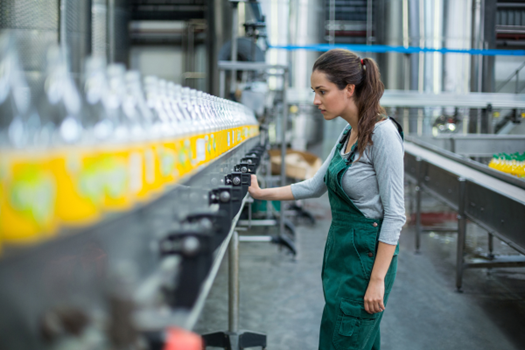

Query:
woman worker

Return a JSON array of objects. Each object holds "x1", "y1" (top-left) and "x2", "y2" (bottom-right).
[{"x1": 248, "y1": 49, "x2": 406, "y2": 350}]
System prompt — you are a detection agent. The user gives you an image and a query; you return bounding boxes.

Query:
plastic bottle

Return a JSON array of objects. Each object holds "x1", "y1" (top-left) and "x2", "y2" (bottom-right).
[
  {"x1": 121, "y1": 69, "x2": 158, "y2": 201},
  {"x1": 516, "y1": 154, "x2": 525, "y2": 178},
  {"x1": 496, "y1": 153, "x2": 505, "y2": 173},
  {"x1": 499, "y1": 154, "x2": 509, "y2": 174},
  {"x1": 187, "y1": 88, "x2": 210, "y2": 167},
  {"x1": 179, "y1": 87, "x2": 200, "y2": 170},
  {"x1": 509, "y1": 153, "x2": 518, "y2": 176},
  {"x1": 156, "y1": 79, "x2": 184, "y2": 186},
  {"x1": 124, "y1": 71, "x2": 163, "y2": 197},
  {"x1": 488, "y1": 154, "x2": 498, "y2": 169},
  {"x1": 222, "y1": 100, "x2": 233, "y2": 151},
  {"x1": 204, "y1": 93, "x2": 222, "y2": 159},
  {"x1": 0, "y1": 35, "x2": 57, "y2": 244},
  {"x1": 44, "y1": 54, "x2": 106, "y2": 227},
  {"x1": 170, "y1": 84, "x2": 194, "y2": 177},
  {"x1": 196, "y1": 91, "x2": 217, "y2": 161},
  {"x1": 144, "y1": 76, "x2": 186, "y2": 184},
  {"x1": 208, "y1": 96, "x2": 224, "y2": 156},
  {"x1": 134, "y1": 73, "x2": 178, "y2": 190},
  {"x1": 99, "y1": 63, "x2": 135, "y2": 211}
]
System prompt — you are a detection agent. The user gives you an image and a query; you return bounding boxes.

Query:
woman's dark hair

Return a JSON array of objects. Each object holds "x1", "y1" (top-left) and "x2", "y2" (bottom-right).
[{"x1": 313, "y1": 49, "x2": 385, "y2": 160}]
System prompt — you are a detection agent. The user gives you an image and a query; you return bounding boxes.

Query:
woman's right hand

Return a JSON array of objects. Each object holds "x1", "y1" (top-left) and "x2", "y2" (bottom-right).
[{"x1": 248, "y1": 174, "x2": 263, "y2": 199}]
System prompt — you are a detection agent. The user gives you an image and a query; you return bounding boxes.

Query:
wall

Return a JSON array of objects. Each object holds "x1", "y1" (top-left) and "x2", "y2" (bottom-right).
[{"x1": 130, "y1": 46, "x2": 185, "y2": 84}]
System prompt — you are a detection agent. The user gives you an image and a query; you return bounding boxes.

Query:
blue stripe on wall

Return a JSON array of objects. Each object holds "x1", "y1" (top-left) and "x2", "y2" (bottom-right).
[{"x1": 268, "y1": 44, "x2": 525, "y2": 56}]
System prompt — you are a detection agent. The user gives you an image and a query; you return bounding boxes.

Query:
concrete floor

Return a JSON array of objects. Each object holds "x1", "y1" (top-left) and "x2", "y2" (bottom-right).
[{"x1": 194, "y1": 190, "x2": 525, "y2": 350}]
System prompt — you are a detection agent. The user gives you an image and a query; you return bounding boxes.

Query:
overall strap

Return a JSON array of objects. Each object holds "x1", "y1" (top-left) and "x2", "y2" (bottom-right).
[
  {"x1": 388, "y1": 116, "x2": 404, "y2": 140},
  {"x1": 338, "y1": 125, "x2": 352, "y2": 145}
]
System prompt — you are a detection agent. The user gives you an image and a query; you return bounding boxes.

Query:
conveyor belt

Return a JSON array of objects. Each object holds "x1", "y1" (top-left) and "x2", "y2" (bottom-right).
[
  {"x1": 0, "y1": 135, "x2": 266, "y2": 349},
  {"x1": 404, "y1": 140, "x2": 525, "y2": 291},
  {"x1": 405, "y1": 142, "x2": 525, "y2": 204}
]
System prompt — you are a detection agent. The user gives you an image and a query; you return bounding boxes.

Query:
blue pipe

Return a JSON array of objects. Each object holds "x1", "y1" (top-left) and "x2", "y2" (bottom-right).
[{"x1": 268, "y1": 43, "x2": 525, "y2": 56}]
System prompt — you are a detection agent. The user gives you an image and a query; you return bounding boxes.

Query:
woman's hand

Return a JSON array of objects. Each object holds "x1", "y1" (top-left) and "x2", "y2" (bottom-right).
[
  {"x1": 247, "y1": 175, "x2": 294, "y2": 201},
  {"x1": 248, "y1": 174, "x2": 263, "y2": 199},
  {"x1": 364, "y1": 278, "x2": 385, "y2": 314}
]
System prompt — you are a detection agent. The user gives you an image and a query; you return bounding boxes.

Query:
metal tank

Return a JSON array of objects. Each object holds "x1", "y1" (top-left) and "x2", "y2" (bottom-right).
[
  {"x1": 0, "y1": 0, "x2": 90, "y2": 88},
  {"x1": 108, "y1": 0, "x2": 131, "y2": 65},
  {"x1": 0, "y1": 0, "x2": 59, "y2": 93},
  {"x1": 380, "y1": 0, "x2": 477, "y2": 135},
  {"x1": 381, "y1": 0, "x2": 473, "y2": 93},
  {"x1": 288, "y1": 0, "x2": 324, "y2": 150},
  {"x1": 377, "y1": 0, "x2": 494, "y2": 135},
  {"x1": 92, "y1": 0, "x2": 109, "y2": 59},
  {"x1": 0, "y1": 0, "x2": 129, "y2": 90},
  {"x1": 61, "y1": 0, "x2": 92, "y2": 76}
]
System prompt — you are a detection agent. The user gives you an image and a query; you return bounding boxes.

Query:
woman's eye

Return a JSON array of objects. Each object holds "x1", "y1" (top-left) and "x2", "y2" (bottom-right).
[{"x1": 320, "y1": 90, "x2": 325, "y2": 95}]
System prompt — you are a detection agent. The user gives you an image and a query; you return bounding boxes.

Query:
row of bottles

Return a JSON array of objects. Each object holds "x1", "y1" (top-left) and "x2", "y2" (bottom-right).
[
  {"x1": 0, "y1": 34, "x2": 259, "y2": 252},
  {"x1": 488, "y1": 152, "x2": 525, "y2": 178}
]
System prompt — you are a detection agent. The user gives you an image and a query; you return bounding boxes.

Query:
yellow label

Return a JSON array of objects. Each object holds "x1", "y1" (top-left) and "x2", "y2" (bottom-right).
[
  {"x1": 135, "y1": 144, "x2": 156, "y2": 200},
  {"x1": 175, "y1": 137, "x2": 193, "y2": 178},
  {"x1": 208, "y1": 133, "x2": 216, "y2": 161},
  {"x1": 235, "y1": 127, "x2": 240, "y2": 146},
  {"x1": 128, "y1": 148, "x2": 145, "y2": 200},
  {"x1": 189, "y1": 133, "x2": 209, "y2": 168},
  {"x1": 159, "y1": 141, "x2": 178, "y2": 186},
  {"x1": 197, "y1": 135, "x2": 207, "y2": 165},
  {"x1": 219, "y1": 129, "x2": 227, "y2": 155},
  {"x1": 100, "y1": 147, "x2": 134, "y2": 211},
  {"x1": 51, "y1": 148, "x2": 103, "y2": 226},
  {"x1": 0, "y1": 151, "x2": 57, "y2": 243}
]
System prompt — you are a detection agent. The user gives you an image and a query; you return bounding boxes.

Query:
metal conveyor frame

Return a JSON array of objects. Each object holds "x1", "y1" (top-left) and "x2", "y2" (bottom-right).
[{"x1": 404, "y1": 137, "x2": 525, "y2": 291}]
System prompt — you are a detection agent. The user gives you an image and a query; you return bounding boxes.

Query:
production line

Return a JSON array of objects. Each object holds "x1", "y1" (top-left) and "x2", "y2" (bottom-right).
[{"x1": 0, "y1": 33, "x2": 284, "y2": 349}]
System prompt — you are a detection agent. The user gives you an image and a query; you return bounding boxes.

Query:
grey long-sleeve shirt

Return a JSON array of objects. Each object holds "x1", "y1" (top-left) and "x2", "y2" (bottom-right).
[{"x1": 291, "y1": 118, "x2": 406, "y2": 245}]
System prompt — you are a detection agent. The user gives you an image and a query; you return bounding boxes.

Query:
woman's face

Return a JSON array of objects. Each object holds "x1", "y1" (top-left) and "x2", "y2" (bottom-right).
[{"x1": 311, "y1": 70, "x2": 354, "y2": 121}]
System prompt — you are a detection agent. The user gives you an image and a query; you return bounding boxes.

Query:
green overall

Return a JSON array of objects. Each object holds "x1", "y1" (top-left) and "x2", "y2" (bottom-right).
[{"x1": 319, "y1": 117, "x2": 403, "y2": 350}]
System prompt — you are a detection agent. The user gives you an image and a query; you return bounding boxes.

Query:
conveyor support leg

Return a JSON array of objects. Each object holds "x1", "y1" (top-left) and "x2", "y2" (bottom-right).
[
  {"x1": 415, "y1": 157, "x2": 422, "y2": 254},
  {"x1": 202, "y1": 231, "x2": 267, "y2": 349},
  {"x1": 456, "y1": 178, "x2": 467, "y2": 293}
]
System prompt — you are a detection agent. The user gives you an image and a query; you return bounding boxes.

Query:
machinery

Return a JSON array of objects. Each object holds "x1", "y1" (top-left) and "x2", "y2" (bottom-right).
[{"x1": 0, "y1": 31, "x2": 275, "y2": 349}]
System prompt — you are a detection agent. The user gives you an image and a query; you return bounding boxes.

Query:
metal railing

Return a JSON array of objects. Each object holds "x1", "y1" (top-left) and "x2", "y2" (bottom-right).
[{"x1": 496, "y1": 59, "x2": 525, "y2": 93}]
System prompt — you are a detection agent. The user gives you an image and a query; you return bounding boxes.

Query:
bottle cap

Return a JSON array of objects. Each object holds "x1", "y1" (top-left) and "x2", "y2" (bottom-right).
[{"x1": 163, "y1": 327, "x2": 203, "y2": 350}]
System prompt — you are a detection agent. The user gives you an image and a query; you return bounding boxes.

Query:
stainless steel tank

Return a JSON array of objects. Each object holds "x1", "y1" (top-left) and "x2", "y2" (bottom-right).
[
  {"x1": 0, "y1": 0, "x2": 90, "y2": 75},
  {"x1": 379, "y1": 0, "x2": 480, "y2": 135},
  {"x1": 0, "y1": 0, "x2": 60, "y2": 91},
  {"x1": 0, "y1": 0, "x2": 128, "y2": 89},
  {"x1": 288, "y1": 0, "x2": 324, "y2": 150}
]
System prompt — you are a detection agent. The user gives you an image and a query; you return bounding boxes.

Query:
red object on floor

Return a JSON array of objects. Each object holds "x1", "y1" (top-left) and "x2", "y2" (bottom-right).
[
  {"x1": 410, "y1": 212, "x2": 457, "y2": 226},
  {"x1": 164, "y1": 327, "x2": 203, "y2": 350}
]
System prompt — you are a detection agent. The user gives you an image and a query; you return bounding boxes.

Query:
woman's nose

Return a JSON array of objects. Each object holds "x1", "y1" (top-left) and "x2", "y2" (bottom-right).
[{"x1": 313, "y1": 94, "x2": 321, "y2": 106}]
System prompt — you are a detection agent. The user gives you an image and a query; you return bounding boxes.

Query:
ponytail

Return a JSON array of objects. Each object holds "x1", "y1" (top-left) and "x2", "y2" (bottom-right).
[{"x1": 355, "y1": 57, "x2": 385, "y2": 161}]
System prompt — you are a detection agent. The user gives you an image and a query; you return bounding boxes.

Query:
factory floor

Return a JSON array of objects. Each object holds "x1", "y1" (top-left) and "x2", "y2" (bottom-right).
[{"x1": 194, "y1": 190, "x2": 525, "y2": 350}]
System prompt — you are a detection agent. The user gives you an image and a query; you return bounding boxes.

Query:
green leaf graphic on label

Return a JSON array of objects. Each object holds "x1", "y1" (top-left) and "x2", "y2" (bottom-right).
[
  {"x1": 161, "y1": 152, "x2": 176, "y2": 176},
  {"x1": 77, "y1": 162, "x2": 104, "y2": 204},
  {"x1": 179, "y1": 146, "x2": 188, "y2": 166},
  {"x1": 10, "y1": 168, "x2": 56, "y2": 225},
  {"x1": 100, "y1": 157, "x2": 127, "y2": 199}
]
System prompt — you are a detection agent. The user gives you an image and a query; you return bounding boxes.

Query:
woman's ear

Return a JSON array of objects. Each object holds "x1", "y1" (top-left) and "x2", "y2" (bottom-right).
[{"x1": 346, "y1": 84, "x2": 355, "y2": 98}]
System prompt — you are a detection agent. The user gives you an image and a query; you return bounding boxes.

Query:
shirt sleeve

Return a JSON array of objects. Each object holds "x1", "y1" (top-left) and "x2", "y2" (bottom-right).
[
  {"x1": 372, "y1": 122, "x2": 406, "y2": 245},
  {"x1": 290, "y1": 128, "x2": 345, "y2": 200}
]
